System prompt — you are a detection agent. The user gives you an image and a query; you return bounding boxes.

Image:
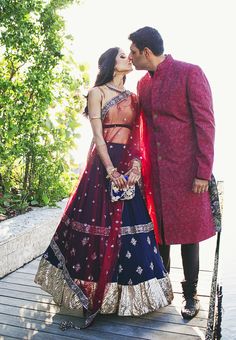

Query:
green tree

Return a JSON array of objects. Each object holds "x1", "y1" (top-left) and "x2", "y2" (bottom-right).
[{"x1": 0, "y1": 0, "x2": 89, "y2": 217}]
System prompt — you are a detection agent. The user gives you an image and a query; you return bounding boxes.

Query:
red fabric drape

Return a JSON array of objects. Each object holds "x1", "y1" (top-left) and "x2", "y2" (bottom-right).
[{"x1": 140, "y1": 110, "x2": 159, "y2": 244}]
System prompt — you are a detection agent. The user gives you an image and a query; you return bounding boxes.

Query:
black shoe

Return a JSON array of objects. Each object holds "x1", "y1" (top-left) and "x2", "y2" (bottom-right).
[
  {"x1": 181, "y1": 280, "x2": 200, "y2": 319},
  {"x1": 181, "y1": 295, "x2": 200, "y2": 319}
]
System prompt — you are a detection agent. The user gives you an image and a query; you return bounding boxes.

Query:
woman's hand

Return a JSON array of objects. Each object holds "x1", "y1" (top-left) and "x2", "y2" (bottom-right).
[
  {"x1": 106, "y1": 167, "x2": 127, "y2": 189},
  {"x1": 111, "y1": 171, "x2": 127, "y2": 189},
  {"x1": 127, "y1": 166, "x2": 141, "y2": 186}
]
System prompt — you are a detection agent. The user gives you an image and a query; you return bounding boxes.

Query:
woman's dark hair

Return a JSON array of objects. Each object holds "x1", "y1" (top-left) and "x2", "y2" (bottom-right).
[
  {"x1": 129, "y1": 26, "x2": 164, "y2": 56},
  {"x1": 84, "y1": 47, "x2": 125, "y2": 116},
  {"x1": 95, "y1": 47, "x2": 120, "y2": 86}
]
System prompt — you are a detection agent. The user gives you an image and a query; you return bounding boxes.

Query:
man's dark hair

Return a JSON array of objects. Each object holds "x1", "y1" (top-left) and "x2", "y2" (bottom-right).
[{"x1": 129, "y1": 26, "x2": 164, "y2": 56}]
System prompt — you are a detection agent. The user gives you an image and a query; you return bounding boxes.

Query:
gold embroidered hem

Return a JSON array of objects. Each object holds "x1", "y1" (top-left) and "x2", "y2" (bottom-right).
[
  {"x1": 62, "y1": 214, "x2": 154, "y2": 236},
  {"x1": 35, "y1": 258, "x2": 173, "y2": 316}
]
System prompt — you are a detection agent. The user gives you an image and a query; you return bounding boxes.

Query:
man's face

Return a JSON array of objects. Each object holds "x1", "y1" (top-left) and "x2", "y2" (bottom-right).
[{"x1": 129, "y1": 42, "x2": 148, "y2": 70}]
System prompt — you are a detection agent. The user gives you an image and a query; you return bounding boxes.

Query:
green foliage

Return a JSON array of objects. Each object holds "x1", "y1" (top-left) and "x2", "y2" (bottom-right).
[{"x1": 0, "y1": 0, "x2": 89, "y2": 217}]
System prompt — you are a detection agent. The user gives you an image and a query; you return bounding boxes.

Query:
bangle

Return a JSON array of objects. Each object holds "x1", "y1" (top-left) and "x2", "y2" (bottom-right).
[
  {"x1": 131, "y1": 167, "x2": 141, "y2": 176},
  {"x1": 106, "y1": 167, "x2": 117, "y2": 179}
]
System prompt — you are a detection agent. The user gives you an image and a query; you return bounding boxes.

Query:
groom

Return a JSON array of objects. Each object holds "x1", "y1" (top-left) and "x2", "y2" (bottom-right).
[{"x1": 128, "y1": 26, "x2": 216, "y2": 319}]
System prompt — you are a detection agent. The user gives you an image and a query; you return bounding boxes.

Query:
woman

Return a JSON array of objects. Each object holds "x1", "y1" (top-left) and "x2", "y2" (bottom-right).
[{"x1": 34, "y1": 47, "x2": 173, "y2": 329}]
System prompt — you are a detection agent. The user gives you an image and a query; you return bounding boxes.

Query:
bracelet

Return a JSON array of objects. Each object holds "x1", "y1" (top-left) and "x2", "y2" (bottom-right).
[
  {"x1": 131, "y1": 167, "x2": 141, "y2": 176},
  {"x1": 106, "y1": 167, "x2": 117, "y2": 179},
  {"x1": 132, "y1": 160, "x2": 141, "y2": 170}
]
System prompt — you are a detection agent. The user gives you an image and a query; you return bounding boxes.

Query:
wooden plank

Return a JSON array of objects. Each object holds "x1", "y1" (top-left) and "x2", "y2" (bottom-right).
[
  {"x1": 0, "y1": 313, "x2": 202, "y2": 340},
  {"x1": 0, "y1": 286, "x2": 209, "y2": 308},
  {"x1": 0, "y1": 294, "x2": 209, "y2": 325},
  {"x1": 0, "y1": 296, "x2": 60, "y2": 314},
  {"x1": 0, "y1": 301, "x2": 207, "y2": 330},
  {"x1": 0, "y1": 335, "x2": 19, "y2": 340},
  {"x1": 1, "y1": 276, "x2": 40, "y2": 288},
  {"x1": 0, "y1": 320, "x2": 137, "y2": 340},
  {"x1": 0, "y1": 288, "x2": 56, "y2": 305},
  {"x1": 0, "y1": 257, "x2": 210, "y2": 339},
  {"x1": 2, "y1": 272, "x2": 36, "y2": 281},
  {"x1": 88, "y1": 316, "x2": 204, "y2": 339},
  {"x1": 0, "y1": 288, "x2": 210, "y2": 313},
  {"x1": 0, "y1": 324, "x2": 36, "y2": 340},
  {"x1": 0, "y1": 282, "x2": 50, "y2": 296},
  {"x1": 140, "y1": 311, "x2": 207, "y2": 327},
  {"x1": 0, "y1": 278, "x2": 211, "y2": 304},
  {"x1": 0, "y1": 296, "x2": 206, "y2": 338},
  {"x1": 2, "y1": 269, "x2": 212, "y2": 296},
  {"x1": 0, "y1": 296, "x2": 207, "y2": 338}
]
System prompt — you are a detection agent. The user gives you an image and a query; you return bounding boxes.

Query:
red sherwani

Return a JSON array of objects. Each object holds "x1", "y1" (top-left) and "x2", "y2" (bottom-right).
[{"x1": 138, "y1": 55, "x2": 216, "y2": 245}]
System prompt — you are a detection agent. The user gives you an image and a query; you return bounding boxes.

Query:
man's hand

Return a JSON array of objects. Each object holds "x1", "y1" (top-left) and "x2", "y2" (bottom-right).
[{"x1": 192, "y1": 178, "x2": 209, "y2": 194}]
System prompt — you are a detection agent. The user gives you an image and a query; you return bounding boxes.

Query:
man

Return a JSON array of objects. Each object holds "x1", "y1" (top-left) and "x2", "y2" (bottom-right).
[{"x1": 128, "y1": 26, "x2": 216, "y2": 319}]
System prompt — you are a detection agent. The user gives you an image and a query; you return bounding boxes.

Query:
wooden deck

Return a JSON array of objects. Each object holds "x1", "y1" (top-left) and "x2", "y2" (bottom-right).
[{"x1": 0, "y1": 254, "x2": 213, "y2": 340}]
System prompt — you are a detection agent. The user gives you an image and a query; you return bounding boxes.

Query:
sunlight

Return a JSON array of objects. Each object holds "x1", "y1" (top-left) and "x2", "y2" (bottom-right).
[
  {"x1": 61, "y1": 0, "x2": 235, "y2": 182},
  {"x1": 192, "y1": 326, "x2": 205, "y2": 339}
]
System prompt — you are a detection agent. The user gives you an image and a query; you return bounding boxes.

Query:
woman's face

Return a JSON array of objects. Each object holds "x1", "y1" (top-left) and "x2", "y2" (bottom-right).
[{"x1": 114, "y1": 49, "x2": 133, "y2": 73}]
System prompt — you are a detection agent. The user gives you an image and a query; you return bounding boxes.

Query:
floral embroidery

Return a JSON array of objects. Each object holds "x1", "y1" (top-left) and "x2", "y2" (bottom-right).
[
  {"x1": 126, "y1": 251, "x2": 132, "y2": 259},
  {"x1": 118, "y1": 265, "x2": 123, "y2": 273},
  {"x1": 68, "y1": 215, "x2": 153, "y2": 236},
  {"x1": 130, "y1": 237, "x2": 137, "y2": 246},
  {"x1": 150, "y1": 262, "x2": 154, "y2": 270},
  {"x1": 154, "y1": 246, "x2": 158, "y2": 254},
  {"x1": 101, "y1": 91, "x2": 131, "y2": 120},
  {"x1": 91, "y1": 252, "x2": 97, "y2": 260},
  {"x1": 136, "y1": 266, "x2": 143, "y2": 275},
  {"x1": 81, "y1": 237, "x2": 89, "y2": 246},
  {"x1": 147, "y1": 236, "x2": 151, "y2": 245},
  {"x1": 70, "y1": 248, "x2": 76, "y2": 256},
  {"x1": 73, "y1": 263, "x2": 81, "y2": 272}
]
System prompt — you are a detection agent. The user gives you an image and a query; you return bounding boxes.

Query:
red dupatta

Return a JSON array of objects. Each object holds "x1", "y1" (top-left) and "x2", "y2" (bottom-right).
[{"x1": 140, "y1": 110, "x2": 160, "y2": 244}]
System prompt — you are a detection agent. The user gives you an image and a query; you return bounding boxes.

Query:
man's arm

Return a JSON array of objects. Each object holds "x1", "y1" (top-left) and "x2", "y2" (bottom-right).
[{"x1": 187, "y1": 65, "x2": 215, "y2": 184}]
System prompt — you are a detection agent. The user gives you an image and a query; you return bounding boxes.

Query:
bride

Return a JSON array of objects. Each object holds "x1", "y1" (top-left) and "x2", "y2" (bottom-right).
[{"x1": 35, "y1": 47, "x2": 173, "y2": 329}]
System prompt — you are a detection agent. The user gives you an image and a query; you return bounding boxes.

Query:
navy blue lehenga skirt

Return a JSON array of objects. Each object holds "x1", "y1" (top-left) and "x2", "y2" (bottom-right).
[{"x1": 35, "y1": 144, "x2": 173, "y2": 316}]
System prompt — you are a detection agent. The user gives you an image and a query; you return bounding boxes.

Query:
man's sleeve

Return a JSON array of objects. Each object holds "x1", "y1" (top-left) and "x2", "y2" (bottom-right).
[{"x1": 187, "y1": 65, "x2": 215, "y2": 180}]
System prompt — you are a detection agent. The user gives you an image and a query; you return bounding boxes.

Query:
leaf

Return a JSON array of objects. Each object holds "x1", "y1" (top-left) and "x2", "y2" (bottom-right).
[
  {"x1": 30, "y1": 200, "x2": 39, "y2": 206},
  {"x1": 41, "y1": 193, "x2": 49, "y2": 205},
  {"x1": 0, "y1": 0, "x2": 88, "y2": 213}
]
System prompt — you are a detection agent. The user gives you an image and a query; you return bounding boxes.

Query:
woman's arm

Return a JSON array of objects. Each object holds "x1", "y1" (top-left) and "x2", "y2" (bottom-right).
[{"x1": 88, "y1": 87, "x2": 127, "y2": 189}]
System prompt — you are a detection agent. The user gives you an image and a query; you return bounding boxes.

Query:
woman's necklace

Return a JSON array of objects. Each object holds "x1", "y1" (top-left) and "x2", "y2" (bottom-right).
[{"x1": 106, "y1": 82, "x2": 125, "y2": 93}]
